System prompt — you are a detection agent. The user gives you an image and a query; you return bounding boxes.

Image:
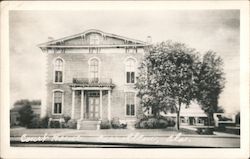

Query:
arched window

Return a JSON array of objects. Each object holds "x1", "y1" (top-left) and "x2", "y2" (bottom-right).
[
  {"x1": 125, "y1": 58, "x2": 136, "y2": 84},
  {"x1": 54, "y1": 58, "x2": 63, "y2": 83},
  {"x1": 89, "y1": 58, "x2": 99, "y2": 82},
  {"x1": 53, "y1": 90, "x2": 63, "y2": 114}
]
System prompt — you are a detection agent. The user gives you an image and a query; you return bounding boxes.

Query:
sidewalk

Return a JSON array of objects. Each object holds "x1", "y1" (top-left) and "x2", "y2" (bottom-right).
[
  {"x1": 10, "y1": 127, "x2": 240, "y2": 147},
  {"x1": 10, "y1": 127, "x2": 240, "y2": 138}
]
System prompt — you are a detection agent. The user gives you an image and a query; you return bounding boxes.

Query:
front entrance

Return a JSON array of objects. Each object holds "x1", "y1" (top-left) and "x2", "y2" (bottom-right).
[{"x1": 86, "y1": 91, "x2": 100, "y2": 120}]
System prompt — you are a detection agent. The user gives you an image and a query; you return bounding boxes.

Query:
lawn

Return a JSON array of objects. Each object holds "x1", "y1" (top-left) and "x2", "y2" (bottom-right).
[{"x1": 10, "y1": 126, "x2": 198, "y2": 137}]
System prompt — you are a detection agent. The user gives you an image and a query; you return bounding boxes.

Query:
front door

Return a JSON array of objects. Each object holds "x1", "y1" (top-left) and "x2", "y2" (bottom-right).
[{"x1": 88, "y1": 97, "x2": 100, "y2": 120}]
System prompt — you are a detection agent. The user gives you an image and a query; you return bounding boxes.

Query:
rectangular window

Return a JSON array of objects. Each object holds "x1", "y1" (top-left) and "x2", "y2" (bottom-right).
[
  {"x1": 125, "y1": 92, "x2": 135, "y2": 116},
  {"x1": 126, "y1": 72, "x2": 135, "y2": 83},
  {"x1": 55, "y1": 71, "x2": 63, "y2": 82},
  {"x1": 54, "y1": 92, "x2": 62, "y2": 114}
]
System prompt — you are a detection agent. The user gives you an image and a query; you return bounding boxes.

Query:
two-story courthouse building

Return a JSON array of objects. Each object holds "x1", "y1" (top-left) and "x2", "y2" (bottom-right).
[
  {"x1": 38, "y1": 29, "x2": 151, "y2": 129},
  {"x1": 38, "y1": 29, "x2": 207, "y2": 129}
]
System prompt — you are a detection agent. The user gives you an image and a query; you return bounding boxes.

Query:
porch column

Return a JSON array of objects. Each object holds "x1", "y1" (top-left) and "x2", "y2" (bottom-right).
[
  {"x1": 108, "y1": 90, "x2": 111, "y2": 120},
  {"x1": 71, "y1": 90, "x2": 75, "y2": 119},
  {"x1": 100, "y1": 90, "x2": 103, "y2": 120},
  {"x1": 81, "y1": 90, "x2": 84, "y2": 119}
]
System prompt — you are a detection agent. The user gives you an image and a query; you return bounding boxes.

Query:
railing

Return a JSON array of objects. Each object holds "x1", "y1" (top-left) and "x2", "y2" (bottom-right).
[{"x1": 72, "y1": 78, "x2": 113, "y2": 84}]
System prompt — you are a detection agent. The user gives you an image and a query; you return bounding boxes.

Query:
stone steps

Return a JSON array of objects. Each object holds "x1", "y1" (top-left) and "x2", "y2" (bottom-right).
[{"x1": 77, "y1": 120, "x2": 99, "y2": 130}]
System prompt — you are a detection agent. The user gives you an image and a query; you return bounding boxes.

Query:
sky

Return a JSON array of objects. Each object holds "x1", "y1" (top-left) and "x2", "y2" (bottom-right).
[{"x1": 9, "y1": 10, "x2": 240, "y2": 113}]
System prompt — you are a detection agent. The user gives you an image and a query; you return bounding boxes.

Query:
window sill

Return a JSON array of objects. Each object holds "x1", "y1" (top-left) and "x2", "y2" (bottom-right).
[
  {"x1": 125, "y1": 115, "x2": 136, "y2": 118},
  {"x1": 52, "y1": 113, "x2": 63, "y2": 115},
  {"x1": 124, "y1": 83, "x2": 135, "y2": 86},
  {"x1": 53, "y1": 82, "x2": 64, "y2": 84}
]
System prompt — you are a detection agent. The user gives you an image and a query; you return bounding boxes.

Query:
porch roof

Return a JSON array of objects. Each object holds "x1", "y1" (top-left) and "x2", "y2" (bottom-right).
[{"x1": 69, "y1": 78, "x2": 115, "y2": 89}]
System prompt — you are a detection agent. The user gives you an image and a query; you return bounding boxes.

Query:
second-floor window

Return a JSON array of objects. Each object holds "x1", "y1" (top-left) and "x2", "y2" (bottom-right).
[
  {"x1": 54, "y1": 58, "x2": 63, "y2": 83},
  {"x1": 125, "y1": 58, "x2": 136, "y2": 84},
  {"x1": 90, "y1": 58, "x2": 99, "y2": 82}
]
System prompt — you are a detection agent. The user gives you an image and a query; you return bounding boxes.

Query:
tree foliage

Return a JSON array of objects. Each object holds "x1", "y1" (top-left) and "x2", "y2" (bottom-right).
[
  {"x1": 136, "y1": 41, "x2": 225, "y2": 129},
  {"x1": 194, "y1": 51, "x2": 225, "y2": 124},
  {"x1": 136, "y1": 41, "x2": 198, "y2": 130},
  {"x1": 18, "y1": 103, "x2": 34, "y2": 127}
]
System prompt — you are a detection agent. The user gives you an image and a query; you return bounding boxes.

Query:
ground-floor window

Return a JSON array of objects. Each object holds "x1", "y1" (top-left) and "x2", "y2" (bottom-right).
[
  {"x1": 125, "y1": 92, "x2": 135, "y2": 116},
  {"x1": 53, "y1": 91, "x2": 63, "y2": 114}
]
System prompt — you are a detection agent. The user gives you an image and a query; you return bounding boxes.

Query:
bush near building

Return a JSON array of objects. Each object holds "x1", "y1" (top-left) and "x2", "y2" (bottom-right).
[
  {"x1": 111, "y1": 117, "x2": 127, "y2": 129},
  {"x1": 27, "y1": 116, "x2": 49, "y2": 128},
  {"x1": 135, "y1": 116, "x2": 175, "y2": 129},
  {"x1": 66, "y1": 119, "x2": 77, "y2": 129},
  {"x1": 100, "y1": 119, "x2": 111, "y2": 129}
]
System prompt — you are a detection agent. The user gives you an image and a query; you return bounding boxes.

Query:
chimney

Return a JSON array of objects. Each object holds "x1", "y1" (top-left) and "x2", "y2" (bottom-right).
[
  {"x1": 146, "y1": 36, "x2": 152, "y2": 44},
  {"x1": 48, "y1": 36, "x2": 54, "y2": 41}
]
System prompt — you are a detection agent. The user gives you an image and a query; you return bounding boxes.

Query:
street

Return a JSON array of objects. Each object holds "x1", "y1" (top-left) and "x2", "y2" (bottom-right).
[{"x1": 10, "y1": 127, "x2": 240, "y2": 148}]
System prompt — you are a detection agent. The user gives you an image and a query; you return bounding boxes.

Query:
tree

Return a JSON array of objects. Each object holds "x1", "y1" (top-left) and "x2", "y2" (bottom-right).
[
  {"x1": 194, "y1": 51, "x2": 225, "y2": 125},
  {"x1": 136, "y1": 41, "x2": 198, "y2": 130},
  {"x1": 14, "y1": 99, "x2": 30, "y2": 106},
  {"x1": 18, "y1": 103, "x2": 34, "y2": 127}
]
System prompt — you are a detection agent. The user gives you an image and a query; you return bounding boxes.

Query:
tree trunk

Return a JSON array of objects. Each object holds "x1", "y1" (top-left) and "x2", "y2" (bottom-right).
[
  {"x1": 176, "y1": 101, "x2": 181, "y2": 130},
  {"x1": 177, "y1": 110, "x2": 180, "y2": 130}
]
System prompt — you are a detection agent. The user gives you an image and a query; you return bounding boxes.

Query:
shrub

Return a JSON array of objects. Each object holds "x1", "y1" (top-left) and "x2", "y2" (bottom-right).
[
  {"x1": 166, "y1": 117, "x2": 176, "y2": 127},
  {"x1": 27, "y1": 117, "x2": 42, "y2": 128},
  {"x1": 27, "y1": 116, "x2": 49, "y2": 128},
  {"x1": 66, "y1": 119, "x2": 77, "y2": 129},
  {"x1": 50, "y1": 120, "x2": 61, "y2": 128},
  {"x1": 111, "y1": 117, "x2": 127, "y2": 129},
  {"x1": 63, "y1": 116, "x2": 71, "y2": 123},
  {"x1": 18, "y1": 105, "x2": 34, "y2": 127},
  {"x1": 135, "y1": 122, "x2": 140, "y2": 129},
  {"x1": 100, "y1": 119, "x2": 111, "y2": 129},
  {"x1": 196, "y1": 127, "x2": 214, "y2": 135},
  {"x1": 146, "y1": 118, "x2": 158, "y2": 129},
  {"x1": 158, "y1": 119, "x2": 168, "y2": 128},
  {"x1": 139, "y1": 120, "x2": 148, "y2": 128},
  {"x1": 40, "y1": 116, "x2": 49, "y2": 128},
  {"x1": 135, "y1": 116, "x2": 175, "y2": 129},
  {"x1": 111, "y1": 117, "x2": 120, "y2": 129}
]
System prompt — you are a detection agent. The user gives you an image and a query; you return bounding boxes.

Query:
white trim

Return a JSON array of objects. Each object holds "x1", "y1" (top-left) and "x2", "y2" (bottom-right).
[
  {"x1": 52, "y1": 89, "x2": 64, "y2": 115},
  {"x1": 123, "y1": 56, "x2": 138, "y2": 64},
  {"x1": 71, "y1": 90, "x2": 75, "y2": 119},
  {"x1": 124, "y1": 91, "x2": 136, "y2": 117},
  {"x1": 100, "y1": 90, "x2": 103, "y2": 120},
  {"x1": 53, "y1": 57, "x2": 65, "y2": 84},
  {"x1": 40, "y1": 44, "x2": 149, "y2": 49},
  {"x1": 38, "y1": 29, "x2": 148, "y2": 48},
  {"x1": 80, "y1": 90, "x2": 84, "y2": 119},
  {"x1": 108, "y1": 90, "x2": 111, "y2": 120},
  {"x1": 88, "y1": 57, "x2": 101, "y2": 82},
  {"x1": 72, "y1": 87, "x2": 111, "y2": 91},
  {"x1": 52, "y1": 89, "x2": 64, "y2": 92}
]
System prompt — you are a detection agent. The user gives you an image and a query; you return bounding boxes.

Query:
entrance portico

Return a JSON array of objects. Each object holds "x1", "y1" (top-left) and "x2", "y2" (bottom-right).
[
  {"x1": 70, "y1": 78, "x2": 115, "y2": 122},
  {"x1": 71, "y1": 87, "x2": 112, "y2": 121}
]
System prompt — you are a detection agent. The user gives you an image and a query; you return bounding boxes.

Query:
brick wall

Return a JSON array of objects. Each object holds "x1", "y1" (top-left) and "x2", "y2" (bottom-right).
[{"x1": 46, "y1": 45, "x2": 145, "y2": 121}]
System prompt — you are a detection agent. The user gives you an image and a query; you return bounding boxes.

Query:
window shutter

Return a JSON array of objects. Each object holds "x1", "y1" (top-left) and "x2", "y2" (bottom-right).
[
  {"x1": 126, "y1": 72, "x2": 130, "y2": 83},
  {"x1": 131, "y1": 104, "x2": 135, "y2": 115},
  {"x1": 131, "y1": 72, "x2": 135, "y2": 83},
  {"x1": 126, "y1": 104, "x2": 130, "y2": 115}
]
